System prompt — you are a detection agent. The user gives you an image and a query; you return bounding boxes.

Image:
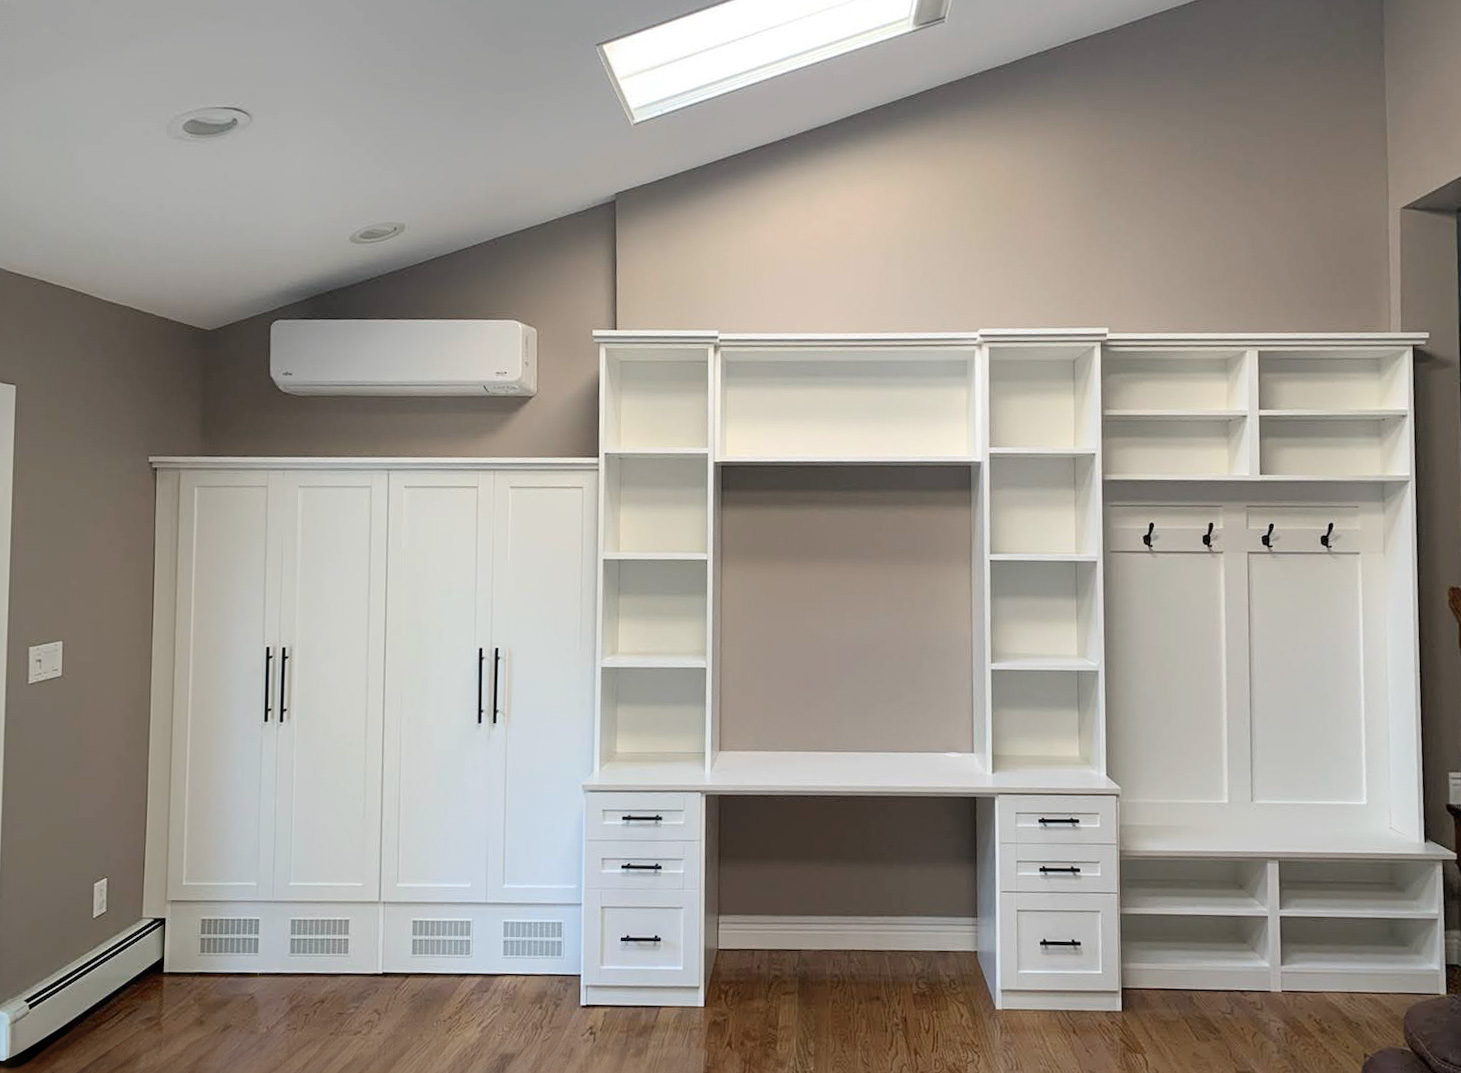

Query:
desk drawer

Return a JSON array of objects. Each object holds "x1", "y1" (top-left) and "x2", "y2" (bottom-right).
[
  {"x1": 1000, "y1": 843, "x2": 1119, "y2": 894},
  {"x1": 586, "y1": 840, "x2": 701, "y2": 891},
  {"x1": 585, "y1": 793, "x2": 702, "y2": 842},
  {"x1": 997, "y1": 795, "x2": 1117, "y2": 845},
  {"x1": 582, "y1": 890, "x2": 700, "y2": 988},
  {"x1": 999, "y1": 892, "x2": 1119, "y2": 992}
]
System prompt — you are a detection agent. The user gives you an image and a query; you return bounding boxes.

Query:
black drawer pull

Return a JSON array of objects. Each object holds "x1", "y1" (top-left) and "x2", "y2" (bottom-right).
[
  {"x1": 621, "y1": 935, "x2": 662, "y2": 943},
  {"x1": 1040, "y1": 939, "x2": 1083, "y2": 949},
  {"x1": 620, "y1": 863, "x2": 663, "y2": 872},
  {"x1": 621, "y1": 814, "x2": 664, "y2": 824},
  {"x1": 1037, "y1": 817, "x2": 1080, "y2": 826},
  {"x1": 1038, "y1": 866, "x2": 1082, "y2": 875}
]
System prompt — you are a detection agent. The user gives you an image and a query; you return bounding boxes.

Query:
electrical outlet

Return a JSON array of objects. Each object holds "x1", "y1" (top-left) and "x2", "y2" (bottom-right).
[
  {"x1": 1450, "y1": 772, "x2": 1461, "y2": 807},
  {"x1": 92, "y1": 878, "x2": 107, "y2": 919}
]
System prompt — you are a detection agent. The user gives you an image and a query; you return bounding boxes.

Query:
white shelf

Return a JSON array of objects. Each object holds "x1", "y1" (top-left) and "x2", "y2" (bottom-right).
[
  {"x1": 602, "y1": 454, "x2": 708, "y2": 556},
  {"x1": 1121, "y1": 825, "x2": 1452, "y2": 861},
  {"x1": 601, "y1": 655, "x2": 708, "y2": 670},
  {"x1": 1105, "y1": 409, "x2": 1247, "y2": 420},
  {"x1": 988, "y1": 448, "x2": 1098, "y2": 458},
  {"x1": 602, "y1": 347, "x2": 710, "y2": 453},
  {"x1": 1123, "y1": 939, "x2": 1269, "y2": 969},
  {"x1": 1122, "y1": 915, "x2": 1270, "y2": 985},
  {"x1": 1280, "y1": 918, "x2": 1439, "y2": 971},
  {"x1": 1121, "y1": 887, "x2": 1268, "y2": 917},
  {"x1": 717, "y1": 455, "x2": 978, "y2": 466},
  {"x1": 603, "y1": 552, "x2": 708, "y2": 562},
  {"x1": 1279, "y1": 886, "x2": 1436, "y2": 919},
  {"x1": 989, "y1": 553, "x2": 1099, "y2": 563},
  {"x1": 1259, "y1": 409, "x2": 1407, "y2": 420},
  {"x1": 991, "y1": 658, "x2": 1098, "y2": 672},
  {"x1": 603, "y1": 448, "x2": 709, "y2": 458},
  {"x1": 1104, "y1": 473, "x2": 1409, "y2": 485},
  {"x1": 601, "y1": 558, "x2": 707, "y2": 662}
]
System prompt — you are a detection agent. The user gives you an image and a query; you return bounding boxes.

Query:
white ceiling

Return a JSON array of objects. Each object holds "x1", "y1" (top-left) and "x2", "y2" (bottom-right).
[{"x1": 0, "y1": 0, "x2": 1193, "y2": 329}]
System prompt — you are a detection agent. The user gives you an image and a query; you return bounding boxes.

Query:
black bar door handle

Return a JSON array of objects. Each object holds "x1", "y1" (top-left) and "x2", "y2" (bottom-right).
[
  {"x1": 1037, "y1": 817, "x2": 1080, "y2": 826},
  {"x1": 491, "y1": 647, "x2": 502, "y2": 725},
  {"x1": 278, "y1": 647, "x2": 289, "y2": 723},
  {"x1": 621, "y1": 814, "x2": 664, "y2": 824},
  {"x1": 1038, "y1": 866, "x2": 1082, "y2": 875},
  {"x1": 620, "y1": 935, "x2": 662, "y2": 943},
  {"x1": 1040, "y1": 939, "x2": 1083, "y2": 949},
  {"x1": 264, "y1": 647, "x2": 273, "y2": 722},
  {"x1": 477, "y1": 648, "x2": 485, "y2": 725},
  {"x1": 620, "y1": 863, "x2": 664, "y2": 872}
]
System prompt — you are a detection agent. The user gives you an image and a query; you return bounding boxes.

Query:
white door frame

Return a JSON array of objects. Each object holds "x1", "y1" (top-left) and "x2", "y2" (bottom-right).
[{"x1": 0, "y1": 385, "x2": 15, "y2": 869}]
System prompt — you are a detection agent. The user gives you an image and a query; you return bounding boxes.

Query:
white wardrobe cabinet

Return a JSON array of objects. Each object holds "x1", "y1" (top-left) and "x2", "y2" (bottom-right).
[
  {"x1": 381, "y1": 470, "x2": 597, "y2": 906},
  {"x1": 166, "y1": 469, "x2": 387, "y2": 904},
  {"x1": 150, "y1": 460, "x2": 597, "y2": 975}
]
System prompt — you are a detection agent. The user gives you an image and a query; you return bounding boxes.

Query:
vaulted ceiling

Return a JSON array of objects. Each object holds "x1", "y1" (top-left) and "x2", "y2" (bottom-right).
[{"x1": 0, "y1": 0, "x2": 1193, "y2": 328}]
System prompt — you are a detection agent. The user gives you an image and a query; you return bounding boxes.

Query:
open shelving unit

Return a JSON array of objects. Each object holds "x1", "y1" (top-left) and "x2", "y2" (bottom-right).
[
  {"x1": 597, "y1": 337, "x2": 715, "y2": 767},
  {"x1": 983, "y1": 336, "x2": 1106, "y2": 774}
]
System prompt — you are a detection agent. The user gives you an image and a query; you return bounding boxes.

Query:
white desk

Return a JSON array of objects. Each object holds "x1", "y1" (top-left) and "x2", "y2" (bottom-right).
[{"x1": 581, "y1": 752, "x2": 1123, "y2": 1011}]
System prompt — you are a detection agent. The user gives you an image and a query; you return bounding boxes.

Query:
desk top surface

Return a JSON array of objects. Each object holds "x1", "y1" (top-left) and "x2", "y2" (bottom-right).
[{"x1": 584, "y1": 751, "x2": 1120, "y2": 796}]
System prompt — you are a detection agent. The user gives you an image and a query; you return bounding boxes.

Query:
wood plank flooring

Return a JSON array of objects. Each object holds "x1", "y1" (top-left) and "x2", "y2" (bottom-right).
[{"x1": 15, "y1": 952, "x2": 1429, "y2": 1072}]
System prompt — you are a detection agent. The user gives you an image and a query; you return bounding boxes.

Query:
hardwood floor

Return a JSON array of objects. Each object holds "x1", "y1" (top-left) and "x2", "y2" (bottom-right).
[{"x1": 14, "y1": 953, "x2": 1427, "y2": 1072}]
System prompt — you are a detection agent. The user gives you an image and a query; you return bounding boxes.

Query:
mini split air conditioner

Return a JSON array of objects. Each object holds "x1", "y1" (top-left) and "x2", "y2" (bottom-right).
[{"x1": 269, "y1": 319, "x2": 537, "y2": 396}]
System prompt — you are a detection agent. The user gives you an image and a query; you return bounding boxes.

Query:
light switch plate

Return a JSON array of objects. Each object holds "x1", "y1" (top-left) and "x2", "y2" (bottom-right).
[
  {"x1": 1449, "y1": 772, "x2": 1461, "y2": 807},
  {"x1": 92, "y1": 878, "x2": 107, "y2": 918},
  {"x1": 27, "y1": 641, "x2": 62, "y2": 684}
]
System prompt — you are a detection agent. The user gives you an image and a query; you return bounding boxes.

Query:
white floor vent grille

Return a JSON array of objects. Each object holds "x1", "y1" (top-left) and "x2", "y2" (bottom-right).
[
  {"x1": 502, "y1": 919, "x2": 565, "y2": 959},
  {"x1": 289, "y1": 917, "x2": 350, "y2": 957},
  {"x1": 411, "y1": 919, "x2": 473, "y2": 958},
  {"x1": 198, "y1": 917, "x2": 260, "y2": 956}
]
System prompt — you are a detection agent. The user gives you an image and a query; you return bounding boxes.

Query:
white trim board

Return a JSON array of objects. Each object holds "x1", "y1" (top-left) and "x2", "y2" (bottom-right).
[
  {"x1": 0, "y1": 919, "x2": 162, "y2": 1060},
  {"x1": 0, "y1": 385, "x2": 13, "y2": 894},
  {"x1": 717, "y1": 916, "x2": 977, "y2": 952}
]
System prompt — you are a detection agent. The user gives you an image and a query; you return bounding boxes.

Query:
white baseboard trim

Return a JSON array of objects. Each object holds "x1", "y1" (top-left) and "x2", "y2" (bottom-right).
[
  {"x1": 1446, "y1": 929, "x2": 1459, "y2": 967},
  {"x1": 0, "y1": 919, "x2": 162, "y2": 1060},
  {"x1": 718, "y1": 915, "x2": 978, "y2": 952}
]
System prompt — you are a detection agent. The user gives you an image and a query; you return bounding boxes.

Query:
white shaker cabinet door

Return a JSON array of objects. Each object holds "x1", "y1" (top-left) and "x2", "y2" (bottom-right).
[
  {"x1": 168, "y1": 471, "x2": 279, "y2": 901},
  {"x1": 271, "y1": 471, "x2": 388, "y2": 901},
  {"x1": 486, "y1": 470, "x2": 597, "y2": 904},
  {"x1": 381, "y1": 473, "x2": 496, "y2": 902}
]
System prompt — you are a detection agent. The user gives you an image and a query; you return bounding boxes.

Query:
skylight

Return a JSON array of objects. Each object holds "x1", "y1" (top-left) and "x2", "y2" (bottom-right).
[{"x1": 600, "y1": 0, "x2": 951, "y2": 123}]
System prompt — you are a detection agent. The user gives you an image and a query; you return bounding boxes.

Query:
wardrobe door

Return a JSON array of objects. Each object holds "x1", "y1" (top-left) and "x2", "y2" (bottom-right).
[
  {"x1": 168, "y1": 471, "x2": 279, "y2": 901},
  {"x1": 381, "y1": 473, "x2": 495, "y2": 902},
  {"x1": 486, "y1": 470, "x2": 597, "y2": 904},
  {"x1": 271, "y1": 471, "x2": 388, "y2": 901}
]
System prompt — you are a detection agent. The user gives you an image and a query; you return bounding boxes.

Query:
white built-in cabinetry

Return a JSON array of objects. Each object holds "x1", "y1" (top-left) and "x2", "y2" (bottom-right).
[
  {"x1": 586, "y1": 329, "x2": 1446, "y2": 1012},
  {"x1": 147, "y1": 460, "x2": 596, "y2": 975}
]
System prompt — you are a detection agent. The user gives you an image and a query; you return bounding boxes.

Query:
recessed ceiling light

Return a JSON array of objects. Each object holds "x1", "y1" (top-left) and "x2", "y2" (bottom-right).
[
  {"x1": 600, "y1": 0, "x2": 950, "y2": 123},
  {"x1": 349, "y1": 222, "x2": 406, "y2": 245},
  {"x1": 168, "y1": 107, "x2": 252, "y2": 141}
]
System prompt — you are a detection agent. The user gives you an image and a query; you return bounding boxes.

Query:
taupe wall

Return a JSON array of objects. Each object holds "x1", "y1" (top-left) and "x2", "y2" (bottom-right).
[
  {"x1": 203, "y1": 205, "x2": 614, "y2": 457},
  {"x1": 0, "y1": 270, "x2": 202, "y2": 996},
  {"x1": 719, "y1": 466, "x2": 974, "y2": 753},
  {"x1": 616, "y1": 0, "x2": 1390, "y2": 332}
]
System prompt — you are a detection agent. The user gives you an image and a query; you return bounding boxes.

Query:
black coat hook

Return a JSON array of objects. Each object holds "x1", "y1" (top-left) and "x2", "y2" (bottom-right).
[
  {"x1": 1202, "y1": 522, "x2": 1215, "y2": 549},
  {"x1": 1262, "y1": 523, "x2": 1275, "y2": 549},
  {"x1": 1143, "y1": 522, "x2": 1155, "y2": 549},
  {"x1": 1321, "y1": 522, "x2": 1335, "y2": 549}
]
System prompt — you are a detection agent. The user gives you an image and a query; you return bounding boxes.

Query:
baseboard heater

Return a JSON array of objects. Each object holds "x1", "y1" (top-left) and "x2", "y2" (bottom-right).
[{"x1": 0, "y1": 918, "x2": 163, "y2": 1060}]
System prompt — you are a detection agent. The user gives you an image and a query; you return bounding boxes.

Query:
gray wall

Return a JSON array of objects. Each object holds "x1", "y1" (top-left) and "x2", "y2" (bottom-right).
[
  {"x1": 203, "y1": 205, "x2": 614, "y2": 458},
  {"x1": 0, "y1": 270, "x2": 202, "y2": 996}
]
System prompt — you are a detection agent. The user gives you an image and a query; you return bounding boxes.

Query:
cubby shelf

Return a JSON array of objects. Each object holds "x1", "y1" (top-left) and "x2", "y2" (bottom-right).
[
  {"x1": 600, "y1": 655, "x2": 708, "y2": 670},
  {"x1": 602, "y1": 551, "x2": 709, "y2": 562},
  {"x1": 1104, "y1": 409, "x2": 1248, "y2": 420},
  {"x1": 717, "y1": 455, "x2": 978, "y2": 466},
  {"x1": 988, "y1": 553, "x2": 1099, "y2": 563},
  {"x1": 1259, "y1": 410, "x2": 1408, "y2": 420},
  {"x1": 1279, "y1": 888, "x2": 1436, "y2": 919},
  {"x1": 988, "y1": 447, "x2": 1098, "y2": 458},
  {"x1": 991, "y1": 658, "x2": 1099, "y2": 672},
  {"x1": 1121, "y1": 889, "x2": 1268, "y2": 916}
]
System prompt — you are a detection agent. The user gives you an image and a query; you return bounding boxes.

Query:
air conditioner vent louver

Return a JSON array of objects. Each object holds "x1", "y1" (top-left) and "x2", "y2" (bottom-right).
[
  {"x1": 289, "y1": 917, "x2": 350, "y2": 957},
  {"x1": 412, "y1": 919, "x2": 473, "y2": 958},
  {"x1": 199, "y1": 917, "x2": 260, "y2": 956},
  {"x1": 503, "y1": 919, "x2": 565, "y2": 959}
]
